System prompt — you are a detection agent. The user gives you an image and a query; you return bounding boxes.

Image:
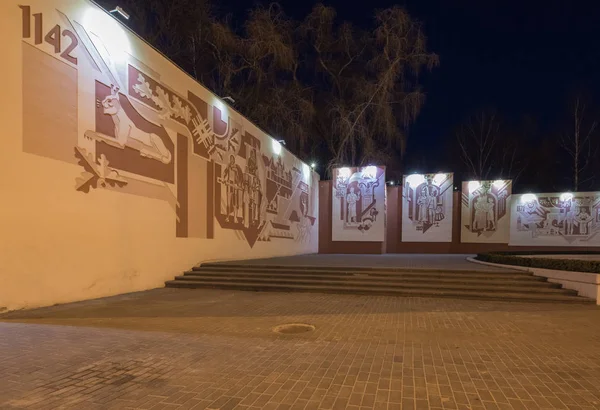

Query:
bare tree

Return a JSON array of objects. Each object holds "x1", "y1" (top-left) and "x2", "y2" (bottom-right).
[
  {"x1": 455, "y1": 111, "x2": 525, "y2": 182},
  {"x1": 95, "y1": 1, "x2": 437, "y2": 173},
  {"x1": 456, "y1": 111, "x2": 500, "y2": 180},
  {"x1": 300, "y1": 5, "x2": 438, "y2": 175},
  {"x1": 559, "y1": 96, "x2": 599, "y2": 191}
]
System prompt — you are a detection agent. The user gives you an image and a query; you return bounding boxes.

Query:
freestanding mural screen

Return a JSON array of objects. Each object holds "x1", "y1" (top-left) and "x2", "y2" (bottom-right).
[
  {"x1": 402, "y1": 173, "x2": 454, "y2": 242},
  {"x1": 461, "y1": 180, "x2": 512, "y2": 243},
  {"x1": 510, "y1": 192, "x2": 600, "y2": 246},
  {"x1": 332, "y1": 166, "x2": 386, "y2": 242}
]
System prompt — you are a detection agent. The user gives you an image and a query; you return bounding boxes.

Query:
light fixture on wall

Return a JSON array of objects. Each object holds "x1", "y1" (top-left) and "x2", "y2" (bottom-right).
[
  {"x1": 84, "y1": 8, "x2": 131, "y2": 63},
  {"x1": 222, "y1": 96, "x2": 235, "y2": 104},
  {"x1": 406, "y1": 174, "x2": 425, "y2": 188},
  {"x1": 468, "y1": 181, "x2": 481, "y2": 193},
  {"x1": 433, "y1": 173, "x2": 447, "y2": 186},
  {"x1": 277, "y1": 139, "x2": 286, "y2": 145},
  {"x1": 389, "y1": 181, "x2": 395, "y2": 186},
  {"x1": 272, "y1": 139, "x2": 282, "y2": 155},
  {"x1": 493, "y1": 180, "x2": 505, "y2": 188},
  {"x1": 302, "y1": 163, "x2": 311, "y2": 179},
  {"x1": 310, "y1": 162, "x2": 317, "y2": 169},
  {"x1": 363, "y1": 166, "x2": 377, "y2": 179},
  {"x1": 109, "y1": 6, "x2": 130, "y2": 20},
  {"x1": 521, "y1": 193, "x2": 537, "y2": 204},
  {"x1": 560, "y1": 192, "x2": 574, "y2": 202},
  {"x1": 338, "y1": 167, "x2": 351, "y2": 179}
]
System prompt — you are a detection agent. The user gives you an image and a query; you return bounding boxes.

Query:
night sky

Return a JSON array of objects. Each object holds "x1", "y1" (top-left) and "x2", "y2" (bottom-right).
[{"x1": 224, "y1": 0, "x2": 600, "y2": 171}]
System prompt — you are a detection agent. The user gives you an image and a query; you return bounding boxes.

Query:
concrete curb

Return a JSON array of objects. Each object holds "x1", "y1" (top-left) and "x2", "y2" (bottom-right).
[{"x1": 466, "y1": 256, "x2": 599, "y2": 304}]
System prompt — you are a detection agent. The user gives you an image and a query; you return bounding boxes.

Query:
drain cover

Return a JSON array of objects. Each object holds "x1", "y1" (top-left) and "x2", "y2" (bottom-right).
[{"x1": 272, "y1": 323, "x2": 315, "y2": 334}]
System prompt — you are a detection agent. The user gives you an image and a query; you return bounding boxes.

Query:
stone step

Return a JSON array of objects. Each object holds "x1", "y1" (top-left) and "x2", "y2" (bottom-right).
[
  {"x1": 197, "y1": 263, "x2": 522, "y2": 275},
  {"x1": 164, "y1": 280, "x2": 594, "y2": 304},
  {"x1": 183, "y1": 270, "x2": 558, "y2": 287},
  {"x1": 192, "y1": 266, "x2": 542, "y2": 281},
  {"x1": 174, "y1": 275, "x2": 573, "y2": 294}
]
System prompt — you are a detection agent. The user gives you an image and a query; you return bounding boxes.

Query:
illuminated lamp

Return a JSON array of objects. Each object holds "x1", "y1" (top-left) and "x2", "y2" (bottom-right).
[
  {"x1": 467, "y1": 181, "x2": 481, "y2": 193},
  {"x1": 272, "y1": 139, "x2": 282, "y2": 155},
  {"x1": 493, "y1": 180, "x2": 505, "y2": 188},
  {"x1": 83, "y1": 8, "x2": 131, "y2": 63},
  {"x1": 433, "y1": 173, "x2": 447, "y2": 185},
  {"x1": 337, "y1": 167, "x2": 351, "y2": 179},
  {"x1": 363, "y1": 166, "x2": 377, "y2": 178},
  {"x1": 406, "y1": 174, "x2": 425, "y2": 188},
  {"x1": 521, "y1": 193, "x2": 537, "y2": 204},
  {"x1": 560, "y1": 192, "x2": 574, "y2": 202},
  {"x1": 302, "y1": 163, "x2": 310, "y2": 179}
]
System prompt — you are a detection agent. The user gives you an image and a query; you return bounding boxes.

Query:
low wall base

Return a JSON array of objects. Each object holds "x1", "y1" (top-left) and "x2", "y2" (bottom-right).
[{"x1": 467, "y1": 257, "x2": 600, "y2": 304}]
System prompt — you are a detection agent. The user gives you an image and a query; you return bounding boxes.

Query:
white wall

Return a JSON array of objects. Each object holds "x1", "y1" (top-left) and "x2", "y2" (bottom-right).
[
  {"x1": 331, "y1": 166, "x2": 386, "y2": 242},
  {"x1": 460, "y1": 180, "x2": 512, "y2": 243},
  {"x1": 0, "y1": 0, "x2": 319, "y2": 311},
  {"x1": 401, "y1": 173, "x2": 454, "y2": 242},
  {"x1": 510, "y1": 192, "x2": 599, "y2": 247}
]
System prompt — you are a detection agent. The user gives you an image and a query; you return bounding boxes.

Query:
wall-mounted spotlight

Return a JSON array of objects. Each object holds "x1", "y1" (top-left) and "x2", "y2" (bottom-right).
[
  {"x1": 109, "y1": 6, "x2": 130, "y2": 20},
  {"x1": 277, "y1": 139, "x2": 286, "y2": 145},
  {"x1": 222, "y1": 96, "x2": 235, "y2": 104},
  {"x1": 310, "y1": 162, "x2": 317, "y2": 169}
]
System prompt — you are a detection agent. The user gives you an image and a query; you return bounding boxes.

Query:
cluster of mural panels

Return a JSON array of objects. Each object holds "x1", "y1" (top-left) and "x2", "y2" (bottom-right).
[
  {"x1": 402, "y1": 173, "x2": 454, "y2": 242},
  {"x1": 329, "y1": 170, "x2": 600, "y2": 248},
  {"x1": 332, "y1": 166, "x2": 386, "y2": 242}
]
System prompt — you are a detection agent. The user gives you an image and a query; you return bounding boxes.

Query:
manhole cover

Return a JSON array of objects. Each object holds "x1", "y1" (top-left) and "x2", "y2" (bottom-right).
[{"x1": 272, "y1": 323, "x2": 315, "y2": 334}]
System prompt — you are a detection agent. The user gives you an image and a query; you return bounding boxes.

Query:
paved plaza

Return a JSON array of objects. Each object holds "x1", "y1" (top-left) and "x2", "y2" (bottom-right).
[{"x1": 2, "y1": 283, "x2": 600, "y2": 410}]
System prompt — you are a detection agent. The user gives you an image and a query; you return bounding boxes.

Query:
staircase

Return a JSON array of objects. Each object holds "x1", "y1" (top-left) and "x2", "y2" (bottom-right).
[{"x1": 165, "y1": 263, "x2": 594, "y2": 303}]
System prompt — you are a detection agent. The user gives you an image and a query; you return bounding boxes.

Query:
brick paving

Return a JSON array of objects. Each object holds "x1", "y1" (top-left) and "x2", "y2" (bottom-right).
[{"x1": 2, "y1": 288, "x2": 600, "y2": 409}]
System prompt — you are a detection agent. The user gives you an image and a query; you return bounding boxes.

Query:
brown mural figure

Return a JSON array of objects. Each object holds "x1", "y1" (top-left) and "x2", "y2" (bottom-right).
[
  {"x1": 18, "y1": 3, "x2": 316, "y2": 246},
  {"x1": 465, "y1": 181, "x2": 509, "y2": 236},
  {"x1": 91, "y1": 85, "x2": 172, "y2": 164}
]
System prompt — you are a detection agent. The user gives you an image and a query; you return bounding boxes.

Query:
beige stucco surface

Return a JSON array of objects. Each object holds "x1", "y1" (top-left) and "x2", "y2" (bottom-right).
[{"x1": 0, "y1": 0, "x2": 319, "y2": 311}]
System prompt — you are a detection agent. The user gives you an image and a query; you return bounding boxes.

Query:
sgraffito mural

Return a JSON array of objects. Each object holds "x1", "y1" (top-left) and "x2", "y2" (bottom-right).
[
  {"x1": 402, "y1": 173, "x2": 454, "y2": 242},
  {"x1": 461, "y1": 180, "x2": 512, "y2": 243},
  {"x1": 331, "y1": 166, "x2": 386, "y2": 242},
  {"x1": 17, "y1": 2, "x2": 318, "y2": 249},
  {"x1": 510, "y1": 192, "x2": 600, "y2": 246}
]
